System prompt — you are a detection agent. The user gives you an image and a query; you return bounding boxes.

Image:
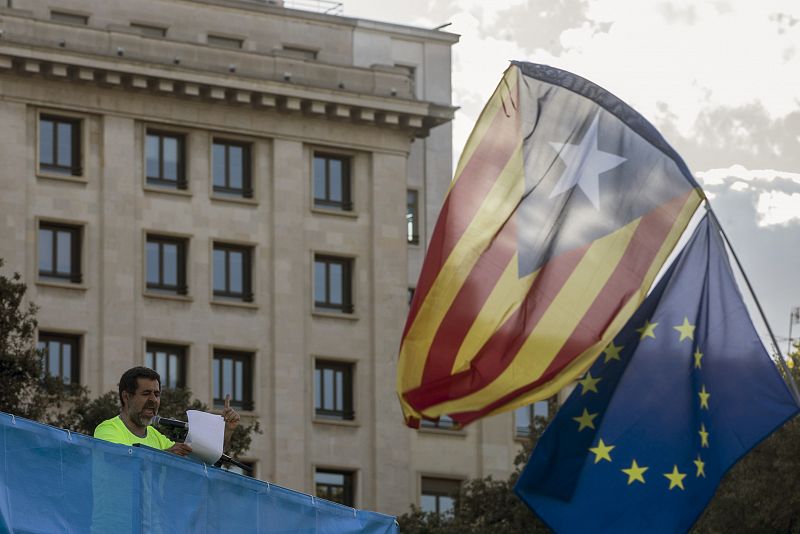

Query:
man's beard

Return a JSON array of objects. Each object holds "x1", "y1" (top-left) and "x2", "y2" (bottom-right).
[{"x1": 130, "y1": 404, "x2": 157, "y2": 427}]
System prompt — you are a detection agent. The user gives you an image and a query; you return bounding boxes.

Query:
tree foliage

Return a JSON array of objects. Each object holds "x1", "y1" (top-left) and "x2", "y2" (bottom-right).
[{"x1": 0, "y1": 260, "x2": 259, "y2": 459}]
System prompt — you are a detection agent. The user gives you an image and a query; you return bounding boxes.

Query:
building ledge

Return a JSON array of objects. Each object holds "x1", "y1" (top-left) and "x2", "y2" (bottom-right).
[{"x1": 0, "y1": 14, "x2": 457, "y2": 138}]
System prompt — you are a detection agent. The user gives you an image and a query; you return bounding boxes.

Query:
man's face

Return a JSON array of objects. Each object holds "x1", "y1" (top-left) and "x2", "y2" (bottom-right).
[{"x1": 124, "y1": 377, "x2": 161, "y2": 427}]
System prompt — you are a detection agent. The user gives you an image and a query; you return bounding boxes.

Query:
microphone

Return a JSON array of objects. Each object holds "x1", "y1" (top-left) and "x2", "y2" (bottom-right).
[{"x1": 152, "y1": 415, "x2": 189, "y2": 430}]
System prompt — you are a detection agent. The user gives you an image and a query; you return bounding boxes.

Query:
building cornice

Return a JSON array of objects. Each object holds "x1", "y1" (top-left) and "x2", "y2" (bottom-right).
[{"x1": 0, "y1": 13, "x2": 457, "y2": 137}]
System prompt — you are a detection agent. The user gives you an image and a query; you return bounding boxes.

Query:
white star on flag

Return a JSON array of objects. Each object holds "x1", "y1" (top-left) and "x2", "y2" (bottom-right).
[{"x1": 548, "y1": 113, "x2": 627, "y2": 210}]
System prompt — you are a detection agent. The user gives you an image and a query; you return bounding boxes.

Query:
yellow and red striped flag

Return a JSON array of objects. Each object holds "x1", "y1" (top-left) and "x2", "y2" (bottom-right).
[{"x1": 397, "y1": 62, "x2": 703, "y2": 427}]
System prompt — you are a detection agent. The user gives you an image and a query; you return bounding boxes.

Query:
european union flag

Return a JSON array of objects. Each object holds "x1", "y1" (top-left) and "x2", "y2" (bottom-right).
[{"x1": 514, "y1": 214, "x2": 800, "y2": 533}]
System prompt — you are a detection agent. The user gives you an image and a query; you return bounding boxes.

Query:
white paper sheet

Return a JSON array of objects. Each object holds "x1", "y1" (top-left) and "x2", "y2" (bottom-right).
[{"x1": 185, "y1": 410, "x2": 225, "y2": 464}]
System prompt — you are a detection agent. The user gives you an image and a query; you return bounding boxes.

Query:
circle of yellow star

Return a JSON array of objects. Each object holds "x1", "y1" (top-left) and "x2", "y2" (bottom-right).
[
  {"x1": 698, "y1": 385, "x2": 710, "y2": 410},
  {"x1": 635, "y1": 320, "x2": 658, "y2": 340},
  {"x1": 699, "y1": 423, "x2": 710, "y2": 448},
  {"x1": 693, "y1": 348, "x2": 704, "y2": 369},
  {"x1": 572, "y1": 408, "x2": 598, "y2": 432},
  {"x1": 694, "y1": 455, "x2": 706, "y2": 478},
  {"x1": 578, "y1": 372, "x2": 601, "y2": 395},
  {"x1": 664, "y1": 465, "x2": 687, "y2": 490},
  {"x1": 589, "y1": 439, "x2": 615, "y2": 463},
  {"x1": 622, "y1": 459, "x2": 648, "y2": 484},
  {"x1": 603, "y1": 341, "x2": 623, "y2": 363},
  {"x1": 673, "y1": 317, "x2": 695, "y2": 342}
]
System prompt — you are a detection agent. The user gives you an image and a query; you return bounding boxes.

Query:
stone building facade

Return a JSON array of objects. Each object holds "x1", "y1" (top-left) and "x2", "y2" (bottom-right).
[{"x1": 0, "y1": 0, "x2": 538, "y2": 515}]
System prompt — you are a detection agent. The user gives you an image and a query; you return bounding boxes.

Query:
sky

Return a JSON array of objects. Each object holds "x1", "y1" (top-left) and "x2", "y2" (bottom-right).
[{"x1": 342, "y1": 0, "x2": 800, "y2": 356}]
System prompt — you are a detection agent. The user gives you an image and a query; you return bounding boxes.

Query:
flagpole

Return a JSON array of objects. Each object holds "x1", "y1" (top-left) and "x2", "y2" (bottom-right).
[{"x1": 706, "y1": 205, "x2": 800, "y2": 405}]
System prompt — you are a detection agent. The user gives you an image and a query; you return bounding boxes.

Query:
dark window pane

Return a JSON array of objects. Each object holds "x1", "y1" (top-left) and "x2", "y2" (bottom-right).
[
  {"x1": 39, "y1": 229, "x2": 53, "y2": 272},
  {"x1": 145, "y1": 351, "x2": 154, "y2": 369},
  {"x1": 163, "y1": 243, "x2": 177, "y2": 285},
  {"x1": 314, "y1": 369, "x2": 321, "y2": 410},
  {"x1": 323, "y1": 368, "x2": 334, "y2": 409},
  {"x1": 229, "y1": 251, "x2": 243, "y2": 293},
  {"x1": 314, "y1": 261, "x2": 326, "y2": 303},
  {"x1": 56, "y1": 230, "x2": 72, "y2": 274},
  {"x1": 440, "y1": 496, "x2": 455, "y2": 514},
  {"x1": 146, "y1": 242, "x2": 159, "y2": 284},
  {"x1": 329, "y1": 160, "x2": 342, "y2": 202},
  {"x1": 163, "y1": 137, "x2": 178, "y2": 181},
  {"x1": 229, "y1": 145, "x2": 243, "y2": 189},
  {"x1": 223, "y1": 358, "x2": 233, "y2": 398},
  {"x1": 57, "y1": 122, "x2": 72, "y2": 167},
  {"x1": 335, "y1": 371, "x2": 343, "y2": 410},
  {"x1": 313, "y1": 157, "x2": 326, "y2": 200},
  {"x1": 168, "y1": 355, "x2": 178, "y2": 389},
  {"x1": 235, "y1": 360, "x2": 243, "y2": 402},
  {"x1": 62, "y1": 343, "x2": 72, "y2": 383},
  {"x1": 420, "y1": 495, "x2": 437, "y2": 513},
  {"x1": 213, "y1": 358, "x2": 220, "y2": 399},
  {"x1": 212, "y1": 143, "x2": 226, "y2": 187},
  {"x1": 40, "y1": 120, "x2": 53, "y2": 165},
  {"x1": 213, "y1": 249, "x2": 226, "y2": 291},
  {"x1": 48, "y1": 341, "x2": 60, "y2": 377},
  {"x1": 146, "y1": 135, "x2": 159, "y2": 178},
  {"x1": 329, "y1": 263, "x2": 343, "y2": 305},
  {"x1": 156, "y1": 351, "x2": 167, "y2": 376}
]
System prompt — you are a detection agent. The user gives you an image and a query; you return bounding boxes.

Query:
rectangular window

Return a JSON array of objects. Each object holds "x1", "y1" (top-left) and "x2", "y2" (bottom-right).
[
  {"x1": 315, "y1": 469, "x2": 354, "y2": 507},
  {"x1": 313, "y1": 153, "x2": 352, "y2": 211},
  {"x1": 420, "y1": 414, "x2": 457, "y2": 430},
  {"x1": 314, "y1": 255, "x2": 353, "y2": 314},
  {"x1": 145, "y1": 343, "x2": 186, "y2": 389},
  {"x1": 281, "y1": 46, "x2": 318, "y2": 60},
  {"x1": 212, "y1": 140, "x2": 252, "y2": 198},
  {"x1": 130, "y1": 23, "x2": 167, "y2": 37},
  {"x1": 212, "y1": 350, "x2": 253, "y2": 410},
  {"x1": 213, "y1": 243, "x2": 253, "y2": 302},
  {"x1": 50, "y1": 11, "x2": 88, "y2": 25},
  {"x1": 514, "y1": 398, "x2": 553, "y2": 439},
  {"x1": 420, "y1": 477, "x2": 460, "y2": 516},
  {"x1": 39, "y1": 115, "x2": 81, "y2": 176},
  {"x1": 407, "y1": 190, "x2": 419, "y2": 244},
  {"x1": 38, "y1": 222, "x2": 82, "y2": 283},
  {"x1": 146, "y1": 130, "x2": 186, "y2": 189},
  {"x1": 314, "y1": 361, "x2": 354, "y2": 420},
  {"x1": 37, "y1": 333, "x2": 80, "y2": 385},
  {"x1": 146, "y1": 235, "x2": 188, "y2": 295},
  {"x1": 207, "y1": 35, "x2": 243, "y2": 49}
]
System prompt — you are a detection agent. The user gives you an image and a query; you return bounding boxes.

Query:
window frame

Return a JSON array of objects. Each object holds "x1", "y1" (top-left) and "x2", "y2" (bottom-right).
[
  {"x1": 145, "y1": 129, "x2": 187, "y2": 190},
  {"x1": 314, "y1": 360, "x2": 355, "y2": 421},
  {"x1": 130, "y1": 22, "x2": 167, "y2": 37},
  {"x1": 420, "y1": 476, "x2": 461, "y2": 516},
  {"x1": 212, "y1": 139, "x2": 253, "y2": 198},
  {"x1": 145, "y1": 234, "x2": 188, "y2": 295},
  {"x1": 37, "y1": 332, "x2": 81, "y2": 385},
  {"x1": 212, "y1": 242, "x2": 254, "y2": 302},
  {"x1": 420, "y1": 414, "x2": 458, "y2": 430},
  {"x1": 313, "y1": 255, "x2": 354, "y2": 314},
  {"x1": 212, "y1": 349, "x2": 254, "y2": 411},
  {"x1": 315, "y1": 468, "x2": 355, "y2": 507},
  {"x1": 38, "y1": 221, "x2": 82, "y2": 284},
  {"x1": 39, "y1": 114, "x2": 82, "y2": 177},
  {"x1": 312, "y1": 152, "x2": 353, "y2": 212},
  {"x1": 514, "y1": 397, "x2": 556, "y2": 439},
  {"x1": 144, "y1": 342, "x2": 187, "y2": 389},
  {"x1": 50, "y1": 10, "x2": 88, "y2": 25},
  {"x1": 206, "y1": 34, "x2": 244, "y2": 49}
]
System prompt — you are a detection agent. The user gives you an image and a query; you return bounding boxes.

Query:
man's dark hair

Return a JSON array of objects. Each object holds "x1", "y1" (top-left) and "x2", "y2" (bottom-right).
[{"x1": 118, "y1": 366, "x2": 161, "y2": 407}]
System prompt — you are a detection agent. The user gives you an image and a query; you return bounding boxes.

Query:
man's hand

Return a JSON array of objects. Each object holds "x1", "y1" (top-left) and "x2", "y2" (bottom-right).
[
  {"x1": 222, "y1": 394, "x2": 241, "y2": 432},
  {"x1": 166, "y1": 443, "x2": 192, "y2": 457}
]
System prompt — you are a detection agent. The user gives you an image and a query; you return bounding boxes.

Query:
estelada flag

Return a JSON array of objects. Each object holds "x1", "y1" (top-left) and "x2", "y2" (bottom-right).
[{"x1": 397, "y1": 61, "x2": 703, "y2": 427}]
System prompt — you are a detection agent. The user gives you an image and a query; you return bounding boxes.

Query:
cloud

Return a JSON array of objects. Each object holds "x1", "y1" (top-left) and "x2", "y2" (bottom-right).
[{"x1": 697, "y1": 165, "x2": 800, "y2": 227}]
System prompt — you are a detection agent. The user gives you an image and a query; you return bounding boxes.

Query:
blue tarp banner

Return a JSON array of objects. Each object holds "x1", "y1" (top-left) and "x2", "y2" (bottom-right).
[{"x1": 0, "y1": 413, "x2": 398, "y2": 533}]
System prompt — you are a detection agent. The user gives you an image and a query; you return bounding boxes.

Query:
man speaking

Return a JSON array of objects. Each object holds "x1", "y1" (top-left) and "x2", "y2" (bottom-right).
[{"x1": 94, "y1": 366, "x2": 240, "y2": 455}]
